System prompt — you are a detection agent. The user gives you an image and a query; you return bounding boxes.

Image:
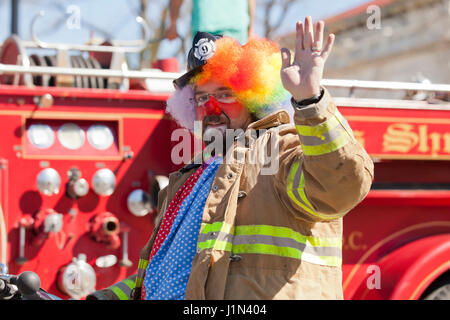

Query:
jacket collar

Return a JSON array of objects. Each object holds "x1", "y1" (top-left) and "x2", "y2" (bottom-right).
[
  {"x1": 176, "y1": 110, "x2": 291, "y2": 173},
  {"x1": 247, "y1": 109, "x2": 291, "y2": 130}
]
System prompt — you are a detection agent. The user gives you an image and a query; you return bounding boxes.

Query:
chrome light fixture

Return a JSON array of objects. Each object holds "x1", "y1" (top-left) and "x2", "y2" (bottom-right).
[
  {"x1": 57, "y1": 123, "x2": 85, "y2": 150},
  {"x1": 27, "y1": 124, "x2": 55, "y2": 149},
  {"x1": 87, "y1": 124, "x2": 114, "y2": 150},
  {"x1": 127, "y1": 189, "x2": 151, "y2": 217},
  {"x1": 66, "y1": 168, "x2": 89, "y2": 199},
  {"x1": 37, "y1": 168, "x2": 61, "y2": 195},
  {"x1": 92, "y1": 168, "x2": 116, "y2": 196}
]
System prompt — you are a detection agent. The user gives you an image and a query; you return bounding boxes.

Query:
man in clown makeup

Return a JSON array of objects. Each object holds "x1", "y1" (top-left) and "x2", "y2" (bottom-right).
[{"x1": 88, "y1": 17, "x2": 373, "y2": 301}]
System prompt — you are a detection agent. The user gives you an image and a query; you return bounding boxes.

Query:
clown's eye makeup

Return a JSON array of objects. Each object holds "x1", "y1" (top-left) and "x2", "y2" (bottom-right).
[
  {"x1": 194, "y1": 90, "x2": 236, "y2": 106},
  {"x1": 195, "y1": 93, "x2": 210, "y2": 104},
  {"x1": 215, "y1": 91, "x2": 235, "y2": 102}
]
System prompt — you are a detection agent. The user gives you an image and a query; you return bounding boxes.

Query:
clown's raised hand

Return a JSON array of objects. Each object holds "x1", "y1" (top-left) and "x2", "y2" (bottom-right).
[{"x1": 280, "y1": 16, "x2": 335, "y2": 102}]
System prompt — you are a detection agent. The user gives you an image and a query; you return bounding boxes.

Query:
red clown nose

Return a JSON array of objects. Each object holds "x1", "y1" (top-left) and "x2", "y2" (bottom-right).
[
  {"x1": 204, "y1": 96, "x2": 223, "y2": 116},
  {"x1": 196, "y1": 95, "x2": 244, "y2": 121}
]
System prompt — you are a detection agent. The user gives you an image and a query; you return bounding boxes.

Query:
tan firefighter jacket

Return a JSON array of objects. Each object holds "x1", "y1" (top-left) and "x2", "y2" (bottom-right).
[{"x1": 87, "y1": 88, "x2": 374, "y2": 300}]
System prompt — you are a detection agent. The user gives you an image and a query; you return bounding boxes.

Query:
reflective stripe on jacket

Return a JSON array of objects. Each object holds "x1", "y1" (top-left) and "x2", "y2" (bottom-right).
[{"x1": 86, "y1": 275, "x2": 136, "y2": 300}]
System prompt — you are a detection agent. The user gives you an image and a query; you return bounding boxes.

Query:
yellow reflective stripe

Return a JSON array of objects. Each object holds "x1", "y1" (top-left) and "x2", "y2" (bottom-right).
[
  {"x1": 287, "y1": 160, "x2": 346, "y2": 221},
  {"x1": 296, "y1": 111, "x2": 353, "y2": 156},
  {"x1": 198, "y1": 239, "x2": 233, "y2": 251},
  {"x1": 296, "y1": 116, "x2": 341, "y2": 137},
  {"x1": 297, "y1": 171, "x2": 315, "y2": 212},
  {"x1": 232, "y1": 244, "x2": 341, "y2": 267},
  {"x1": 301, "y1": 134, "x2": 349, "y2": 156},
  {"x1": 198, "y1": 222, "x2": 341, "y2": 248},
  {"x1": 286, "y1": 161, "x2": 316, "y2": 216},
  {"x1": 334, "y1": 111, "x2": 354, "y2": 139},
  {"x1": 199, "y1": 222, "x2": 235, "y2": 250},
  {"x1": 135, "y1": 259, "x2": 148, "y2": 287},
  {"x1": 233, "y1": 243, "x2": 300, "y2": 258},
  {"x1": 301, "y1": 252, "x2": 342, "y2": 267},
  {"x1": 110, "y1": 286, "x2": 129, "y2": 300},
  {"x1": 235, "y1": 225, "x2": 341, "y2": 248},
  {"x1": 198, "y1": 240, "x2": 342, "y2": 267},
  {"x1": 200, "y1": 222, "x2": 221, "y2": 234},
  {"x1": 141, "y1": 259, "x2": 149, "y2": 267},
  {"x1": 200, "y1": 221, "x2": 234, "y2": 234},
  {"x1": 138, "y1": 258, "x2": 148, "y2": 271},
  {"x1": 123, "y1": 279, "x2": 135, "y2": 290},
  {"x1": 198, "y1": 232, "x2": 340, "y2": 249}
]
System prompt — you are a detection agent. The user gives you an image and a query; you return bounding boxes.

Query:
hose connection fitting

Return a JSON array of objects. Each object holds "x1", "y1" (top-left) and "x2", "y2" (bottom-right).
[{"x1": 89, "y1": 212, "x2": 121, "y2": 249}]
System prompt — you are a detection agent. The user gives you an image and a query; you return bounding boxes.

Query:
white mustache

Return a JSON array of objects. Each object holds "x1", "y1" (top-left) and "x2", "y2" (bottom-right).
[{"x1": 204, "y1": 124, "x2": 227, "y2": 137}]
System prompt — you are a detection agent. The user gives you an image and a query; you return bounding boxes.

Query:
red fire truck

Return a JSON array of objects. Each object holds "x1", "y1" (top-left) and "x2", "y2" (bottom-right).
[
  {"x1": 0, "y1": 26, "x2": 449, "y2": 300},
  {"x1": 332, "y1": 92, "x2": 450, "y2": 300}
]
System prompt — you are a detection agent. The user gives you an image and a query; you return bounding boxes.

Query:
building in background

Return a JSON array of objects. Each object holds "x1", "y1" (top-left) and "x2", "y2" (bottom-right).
[{"x1": 277, "y1": 0, "x2": 450, "y2": 99}]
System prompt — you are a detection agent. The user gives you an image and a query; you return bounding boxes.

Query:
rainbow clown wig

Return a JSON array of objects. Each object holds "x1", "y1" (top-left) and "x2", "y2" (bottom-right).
[{"x1": 166, "y1": 33, "x2": 293, "y2": 131}]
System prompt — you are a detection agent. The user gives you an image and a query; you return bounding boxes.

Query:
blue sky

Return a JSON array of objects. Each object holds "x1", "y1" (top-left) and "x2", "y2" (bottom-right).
[{"x1": 0, "y1": 0, "x2": 369, "y2": 68}]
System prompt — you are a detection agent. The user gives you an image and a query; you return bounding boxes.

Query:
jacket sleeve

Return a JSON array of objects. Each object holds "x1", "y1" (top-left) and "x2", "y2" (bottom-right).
[
  {"x1": 274, "y1": 87, "x2": 374, "y2": 222},
  {"x1": 85, "y1": 275, "x2": 137, "y2": 300}
]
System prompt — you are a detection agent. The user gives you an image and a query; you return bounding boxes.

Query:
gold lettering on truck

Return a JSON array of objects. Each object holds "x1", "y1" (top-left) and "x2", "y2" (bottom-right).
[
  {"x1": 382, "y1": 124, "x2": 419, "y2": 153},
  {"x1": 418, "y1": 125, "x2": 429, "y2": 153},
  {"x1": 382, "y1": 123, "x2": 450, "y2": 156},
  {"x1": 443, "y1": 133, "x2": 450, "y2": 153},
  {"x1": 343, "y1": 231, "x2": 367, "y2": 251},
  {"x1": 429, "y1": 132, "x2": 441, "y2": 157}
]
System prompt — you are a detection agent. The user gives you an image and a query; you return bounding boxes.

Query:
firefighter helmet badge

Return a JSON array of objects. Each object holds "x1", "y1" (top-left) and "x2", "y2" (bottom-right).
[{"x1": 193, "y1": 38, "x2": 216, "y2": 61}]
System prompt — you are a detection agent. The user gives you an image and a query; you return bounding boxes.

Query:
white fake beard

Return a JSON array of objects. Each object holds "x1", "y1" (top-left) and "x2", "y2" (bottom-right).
[{"x1": 203, "y1": 124, "x2": 227, "y2": 141}]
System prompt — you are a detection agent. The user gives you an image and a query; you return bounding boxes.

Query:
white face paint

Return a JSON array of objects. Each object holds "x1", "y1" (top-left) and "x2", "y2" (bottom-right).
[{"x1": 203, "y1": 124, "x2": 227, "y2": 139}]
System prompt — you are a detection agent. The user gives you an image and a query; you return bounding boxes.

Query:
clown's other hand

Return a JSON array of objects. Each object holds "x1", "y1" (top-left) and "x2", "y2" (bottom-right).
[{"x1": 280, "y1": 16, "x2": 335, "y2": 102}]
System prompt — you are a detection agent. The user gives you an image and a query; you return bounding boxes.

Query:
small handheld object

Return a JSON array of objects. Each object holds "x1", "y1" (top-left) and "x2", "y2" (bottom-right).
[{"x1": 0, "y1": 271, "x2": 61, "y2": 300}]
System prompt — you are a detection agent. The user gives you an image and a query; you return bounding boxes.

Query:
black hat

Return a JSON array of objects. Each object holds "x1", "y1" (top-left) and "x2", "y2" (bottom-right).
[{"x1": 173, "y1": 32, "x2": 222, "y2": 89}]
